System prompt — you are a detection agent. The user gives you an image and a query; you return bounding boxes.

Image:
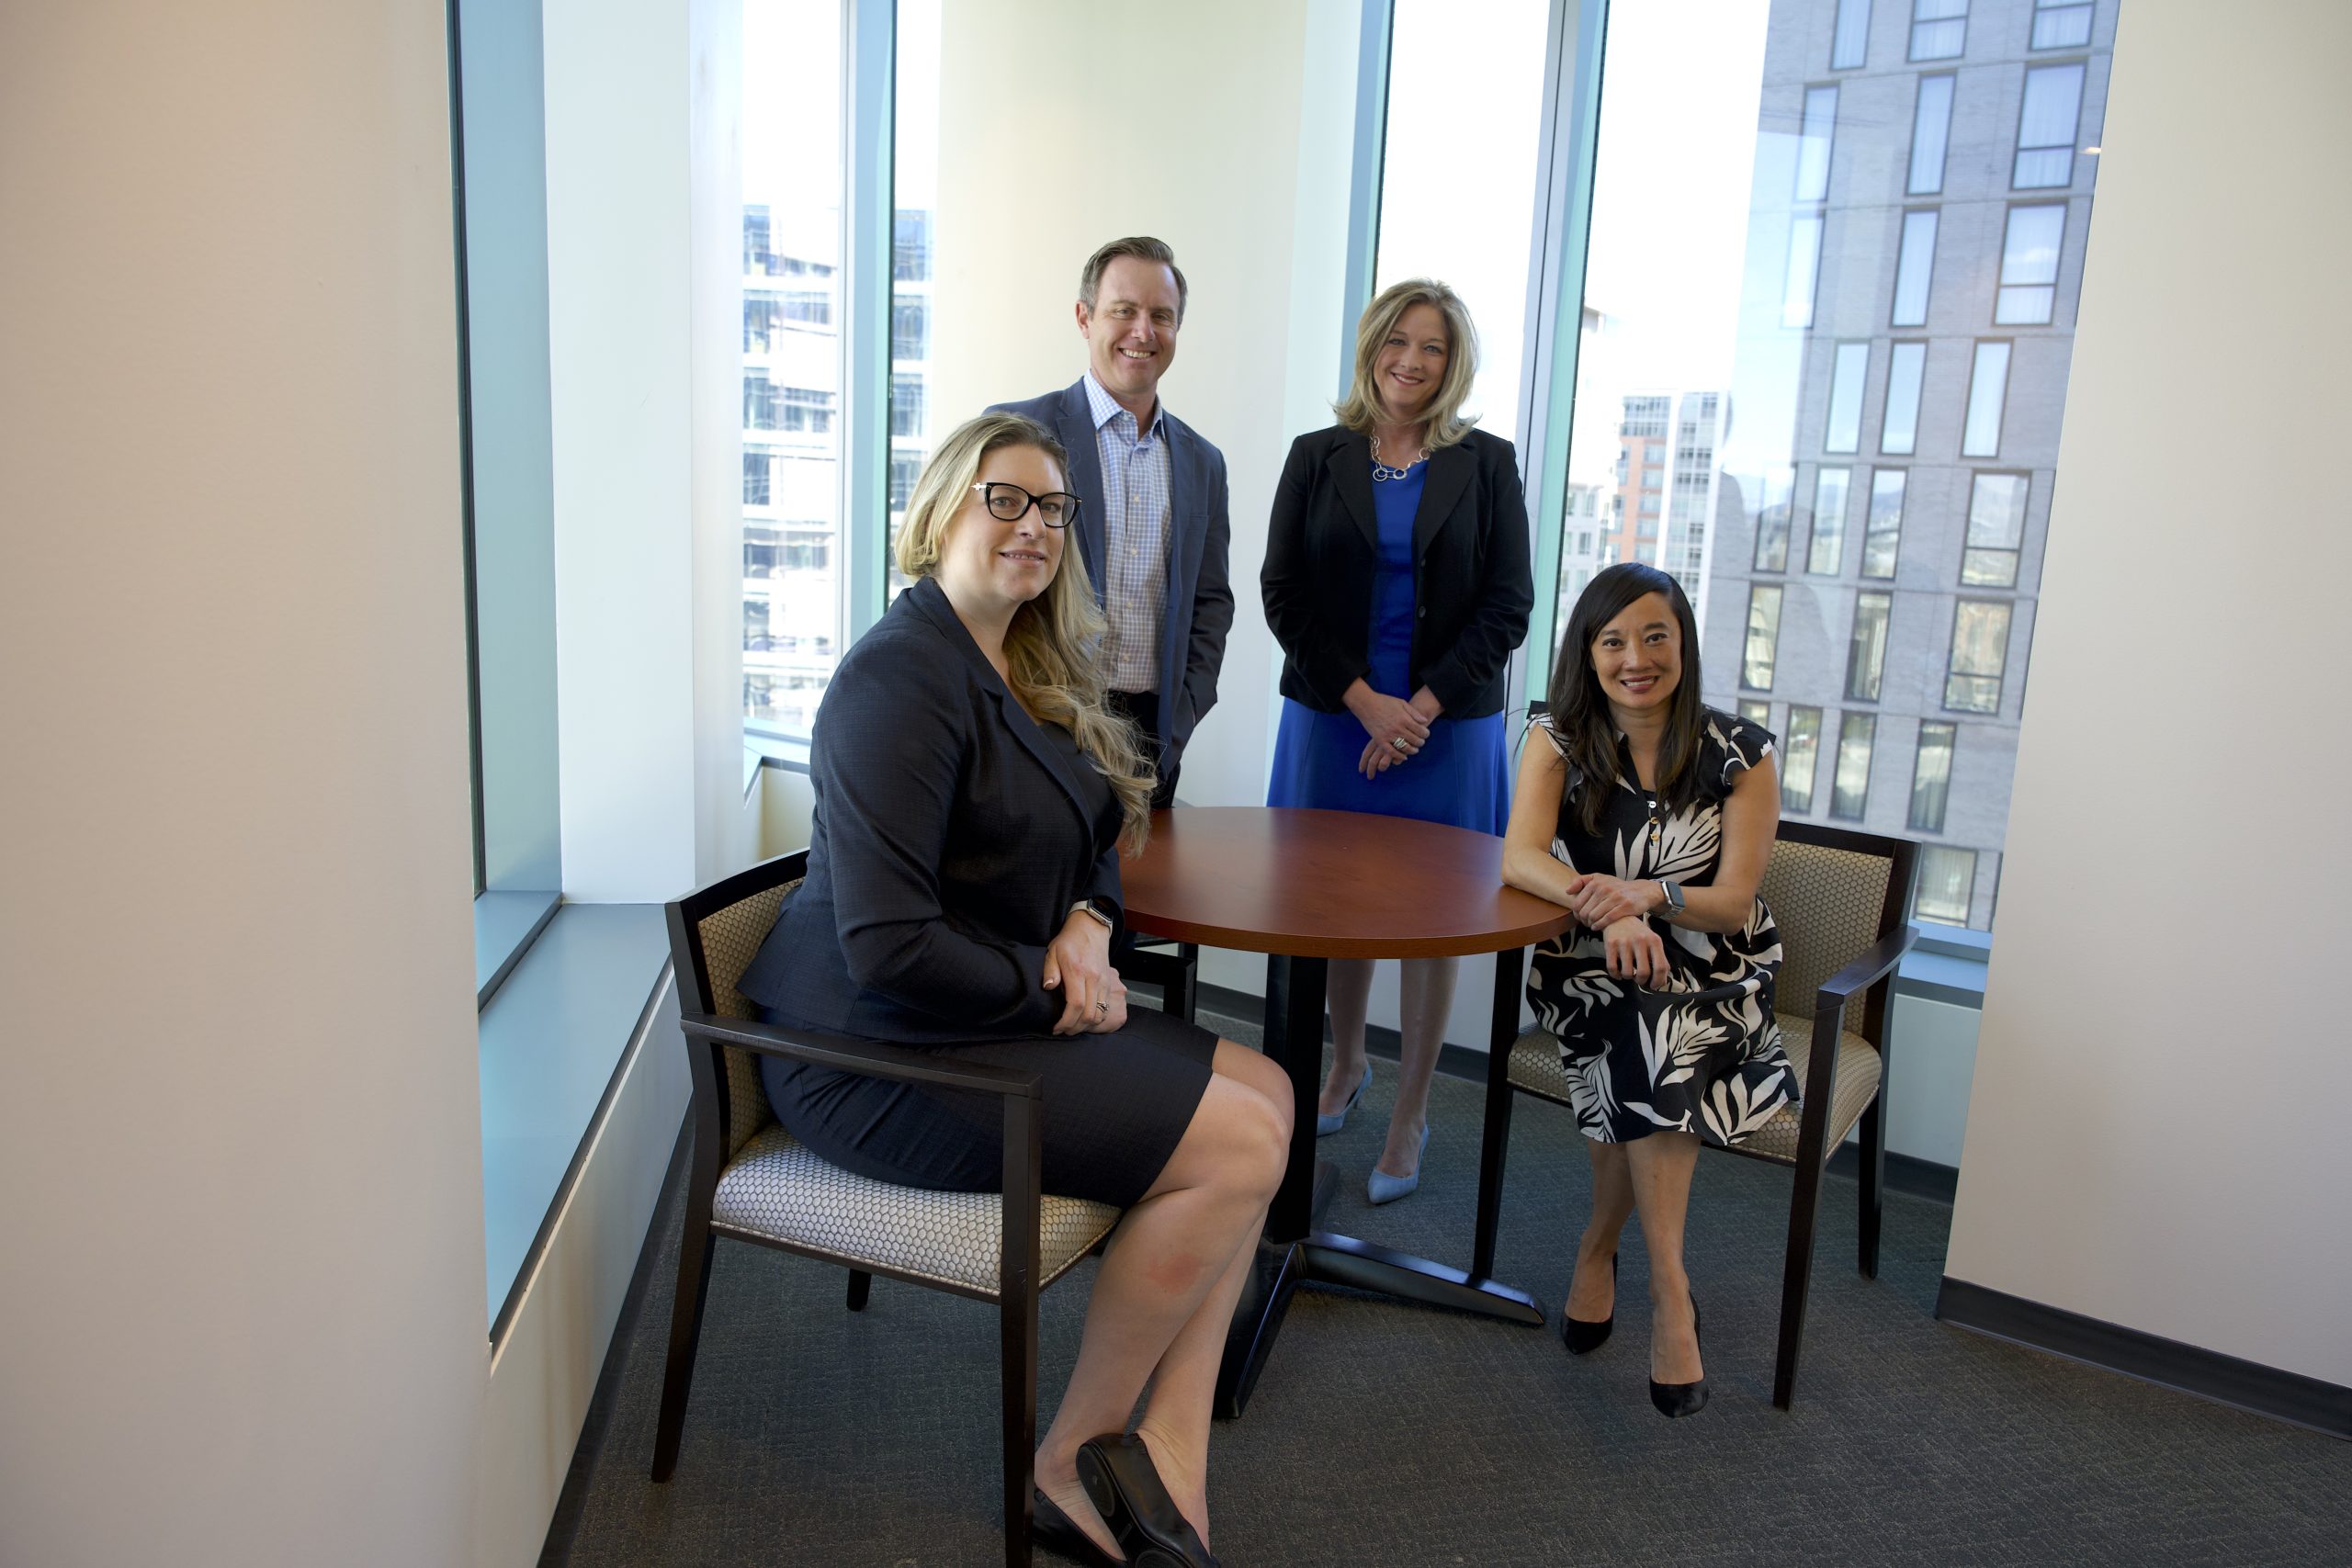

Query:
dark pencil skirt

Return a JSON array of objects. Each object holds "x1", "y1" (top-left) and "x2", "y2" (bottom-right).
[{"x1": 756, "y1": 1004, "x2": 1221, "y2": 1209}]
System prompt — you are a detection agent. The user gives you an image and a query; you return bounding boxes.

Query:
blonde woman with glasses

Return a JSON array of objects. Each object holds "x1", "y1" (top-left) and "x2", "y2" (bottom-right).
[{"x1": 736, "y1": 412, "x2": 1287, "y2": 1566}]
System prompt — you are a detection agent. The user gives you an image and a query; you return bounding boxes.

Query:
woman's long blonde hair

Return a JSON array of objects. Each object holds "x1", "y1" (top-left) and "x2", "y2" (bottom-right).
[
  {"x1": 895, "y1": 412, "x2": 1157, "y2": 852},
  {"x1": 1333, "y1": 276, "x2": 1482, "y2": 450}
]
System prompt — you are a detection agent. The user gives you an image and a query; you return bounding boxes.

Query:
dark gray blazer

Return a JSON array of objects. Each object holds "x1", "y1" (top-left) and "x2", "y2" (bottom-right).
[
  {"x1": 1261, "y1": 424, "x2": 1533, "y2": 718},
  {"x1": 736, "y1": 576, "x2": 1124, "y2": 1044},
  {"x1": 989, "y1": 379, "x2": 1234, "y2": 761}
]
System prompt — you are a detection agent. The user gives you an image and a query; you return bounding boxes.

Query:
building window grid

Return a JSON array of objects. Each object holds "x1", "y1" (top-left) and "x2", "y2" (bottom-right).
[
  {"x1": 1863, "y1": 468, "x2": 1905, "y2": 578},
  {"x1": 1743, "y1": 582, "x2": 1784, "y2": 690},
  {"x1": 1945, "y1": 598, "x2": 2014, "y2": 713},
  {"x1": 1907, "y1": 73, "x2": 1955, "y2": 195},
  {"x1": 1996, "y1": 204, "x2": 2067, "y2": 325},
  {"x1": 1809, "y1": 465, "x2": 1852, "y2": 575},
  {"x1": 1915, "y1": 843, "x2": 1978, "y2": 924},
  {"x1": 1782, "y1": 706, "x2": 1824, "y2": 813},
  {"x1": 1892, "y1": 209, "x2": 1939, "y2": 328},
  {"x1": 1831, "y1": 711, "x2": 1876, "y2": 819},
  {"x1": 1847, "y1": 591, "x2": 1893, "y2": 701},
  {"x1": 2031, "y1": 0, "x2": 2095, "y2": 51},
  {"x1": 1963, "y1": 471, "x2": 2030, "y2": 587},
  {"x1": 1826, "y1": 341, "x2": 1869, "y2": 454},
  {"x1": 1910, "y1": 0, "x2": 1968, "y2": 62},
  {"x1": 1882, "y1": 341, "x2": 1926, "y2": 456},
  {"x1": 1962, "y1": 340, "x2": 2012, "y2": 457},
  {"x1": 1830, "y1": 0, "x2": 1871, "y2": 69},
  {"x1": 2015, "y1": 62, "x2": 2086, "y2": 188},
  {"x1": 1910, "y1": 720, "x2": 1957, "y2": 832}
]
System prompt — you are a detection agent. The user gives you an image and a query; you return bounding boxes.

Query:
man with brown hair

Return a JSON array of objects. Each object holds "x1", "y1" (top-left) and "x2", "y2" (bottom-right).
[{"x1": 992, "y1": 236, "x2": 1233, "y2": 806}]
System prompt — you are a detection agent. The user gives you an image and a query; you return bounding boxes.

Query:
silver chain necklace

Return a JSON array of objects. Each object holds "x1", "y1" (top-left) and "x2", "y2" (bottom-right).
[{"x1": 1371, "y1": 433, "x2": 1430, "y2": 482}]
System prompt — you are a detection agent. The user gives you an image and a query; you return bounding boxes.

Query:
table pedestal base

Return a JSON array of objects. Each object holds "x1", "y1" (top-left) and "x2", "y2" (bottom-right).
[{"x1": 1211, "y1": 949, "x2": 1545, "y2": 1419}]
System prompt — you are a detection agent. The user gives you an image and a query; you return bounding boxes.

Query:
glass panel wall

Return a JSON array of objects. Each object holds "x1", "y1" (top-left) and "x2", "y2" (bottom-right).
[{"x1": 888, "y1": 0, "x2": 942, "y2": 592}]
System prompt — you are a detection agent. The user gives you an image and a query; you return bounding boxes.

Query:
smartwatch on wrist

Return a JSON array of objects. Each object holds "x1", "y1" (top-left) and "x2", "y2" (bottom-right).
[
  {"x1": 1655, "y1": 880, "x2": 1686, "y2": 919},
  {"x1": 1070, "y1": 898, "x2": 1114, "y2": 933}
]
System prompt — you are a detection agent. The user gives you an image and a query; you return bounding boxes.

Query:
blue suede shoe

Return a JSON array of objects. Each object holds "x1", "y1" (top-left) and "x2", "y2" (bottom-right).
[
  {"x1": 1365, "y1": 1124, "x2": 1430, "y2": 1205},
  {"x1": 1315, "y1": 1062, "x2": 1372, "y2": 1137}
]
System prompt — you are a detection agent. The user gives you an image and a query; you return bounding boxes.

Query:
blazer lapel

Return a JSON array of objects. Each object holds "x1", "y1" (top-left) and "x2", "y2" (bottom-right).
[
  {"x1": 1056, "y1": 381, "x2": 1108, "y2": 606},
  {"x1": 1325, "y1": 433, "x2": 1380, "y2": 553},
  {"x1": 1412, "y1": 441, "x2": 1475, "y2": 561},
  {"x1": 904, "y1": 578, "x2": 1094, "y2": 835}
]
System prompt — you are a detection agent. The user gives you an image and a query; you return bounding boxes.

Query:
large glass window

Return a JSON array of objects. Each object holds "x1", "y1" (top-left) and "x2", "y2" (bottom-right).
[
  {"x1": 1782, "y1": 706, "x2": 1823, "y2": 812},
  {"x1": 1892, "y1": 209, "x2": 1939, "y2": 327},
  {"x1": 1962, "y1": 341, "x2": 2011, "y2": 457},
  {"x1": 1907, "y1": 74, "x2": 1955, "y2": 195},
  {"x1": 1795, "y1": 85, "x2": 1838, "y2": 202},
  {"x1": 1739, "y1": 698, "x2": 1773, "y2": 729},
  {"x1": 741, "y1": 0, "x2": 843, "y2": 738},
  {"x1": 1832, "y1": 710, "x2": 1875, "y2": 818},
  {"x1": 1996, "y1": 205, "x2": 2066, "y2": 325},
  {"x1": 1808, "y1": 465, "x2": 1851, "y2": 575},
  {"x1": 2016, "y1": 62, "x2": 2085, "y2": 188},
  {"x1": 1863, "y1": 468, "x2": 1905, "y2": 578},
  {"x1": 1743, "y1": 583, "x2": 1784, "y2": 689},
  {"x1": 1911, "y1": 0, "x2": 1968, "y2": 61},
  {"x1": 1946, "y1": 599, "x2": 2013, "y2": 712},
  {"x1": 888, "y1": 0, "x2": 942, "y2": 581},
  {"x1": 2033, "y1": 0, "x2": 2095, "y2": 49},
  {"x1": 1847, "y1": 591, "x2": 1892, "y2": 700},
  {"x1": 1783, "y1": 216, "x2": 1824, "y2": 329},
  {"x1": 1964, "y1": 471, "x2": 2030, "y2": 586},
  {"x1": 1831, "y1": 0, "x2": 1871, "y2": 69},
  {"x1": 1910, "y1": 719, "x2": 1957, "y2": 831}
]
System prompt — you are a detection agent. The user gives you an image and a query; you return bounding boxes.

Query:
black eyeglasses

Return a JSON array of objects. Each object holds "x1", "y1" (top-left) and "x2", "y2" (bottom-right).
[{"x1": 971, "y1": 481, "x2": 1081, "y2": 530}]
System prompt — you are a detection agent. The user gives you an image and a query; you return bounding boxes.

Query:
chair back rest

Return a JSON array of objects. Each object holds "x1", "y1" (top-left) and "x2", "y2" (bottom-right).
[
  {"x1": 1758, "y1": 823, "x2": 1907, "y2": 1031},
  {"x1": 670, "y1": 852, "x2": 808, "y2": 1159}
]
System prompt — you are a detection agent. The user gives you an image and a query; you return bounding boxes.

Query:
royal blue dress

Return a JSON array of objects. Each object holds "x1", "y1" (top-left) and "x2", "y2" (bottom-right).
[{"x1": 1265, "y1": 457, "x2": 1511, "y2": 832}]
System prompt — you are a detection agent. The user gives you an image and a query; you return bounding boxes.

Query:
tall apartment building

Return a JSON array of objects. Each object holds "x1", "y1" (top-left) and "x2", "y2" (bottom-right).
[
  {"x1": 1701, "y1": 0, "x2": 2117, "y2": 929},
  {"x1": 1591, "y1": 389, "x2": 1730, "y2": 623}
]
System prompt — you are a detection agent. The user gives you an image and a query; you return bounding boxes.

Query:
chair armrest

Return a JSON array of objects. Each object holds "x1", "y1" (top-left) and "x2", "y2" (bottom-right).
[
  {"x1": 1814, "y1": 923, "x2": 1919, "y2": 1015},
  {"x1": 681, "y1": 1011, "x2": 1044, "y2": 1100}
]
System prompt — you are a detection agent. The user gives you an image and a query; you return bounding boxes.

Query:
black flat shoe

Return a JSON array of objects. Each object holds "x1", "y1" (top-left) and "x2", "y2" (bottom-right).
[
  {"x1": 1648, "y1": 1291, "x2": 1709, "y2": 1418},
  {"x1": 1075, "y1": 1433, "x2": 1219, "y2": 1568},
  {"x1": 1561, "y1": 1252, "x2": 1616, "y2": 1355},
  {"x1": 1032, "y1": 1487, "x2": 1123, "y2": 1567}
]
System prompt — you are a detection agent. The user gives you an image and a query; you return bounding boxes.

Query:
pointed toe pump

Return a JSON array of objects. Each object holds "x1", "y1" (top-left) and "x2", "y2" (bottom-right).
[
  {"x1": 1316, "y1": 1062, "x2": 1373, "y2": 1137},
  {"x1": 1560, "y1": 1253, "x2": 1617, "y2": 1356},
  {"x1": 1648, "y1": 1291, "x2": 1709, "y2": 1418},
  {"x1": 1365, "y1": 1123, "x2": 1430, "y2": 1205}
]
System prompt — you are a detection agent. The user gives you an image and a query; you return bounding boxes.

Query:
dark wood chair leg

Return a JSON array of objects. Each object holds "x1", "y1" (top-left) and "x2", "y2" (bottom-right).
[
  {"x1": 1471, "y1": 948, "x2": 1525, "y2": 1284},
  {"x1": 1773, "y1": 1152, "x2": 1827, "y2": 1411},
  {"x1": 651, "y1": 1185, "x2": 718, "y2": 1480},
  {"x1": 1000, "y1": 1097, "x2": 1043, "y2": 1568},
  {"x1": 1857, "y1": 1096, "x2": 1886, "y2": 1280},
  {"x1": 1170, "y1": 942, "x2": 1198, "y2": 1024},
  {"x1": 846, "y1": 1269, "x2": 872, "y2": 1312}
]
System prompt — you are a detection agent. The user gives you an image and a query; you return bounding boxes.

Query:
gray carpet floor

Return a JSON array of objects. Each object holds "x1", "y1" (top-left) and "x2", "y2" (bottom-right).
[{"x1": 549, "y1": 1016, "x2": 2351, "y2": 1567}]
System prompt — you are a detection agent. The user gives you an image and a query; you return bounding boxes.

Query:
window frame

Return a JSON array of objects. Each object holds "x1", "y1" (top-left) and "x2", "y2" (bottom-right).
[
  {"x1": 1882, "y1": 339, "x2": 1927, "y2": 456},
  {"x1": 1808, "y1": 464, "x2": 1853, "y2": 576},
  {"x1": 2014, "y1": 60, "x2": 2086, "y2": 189},
  {"x1": 1825, "y1": 340, "x2": 1870, "y2": 454},
  {"x1": 1781, "y1": 705, "x2": 1824, "y2": 813},
  {"x1": 1891, "y1": 208, "x2": 1939, "y2": 328},
  {"x1": 1909, "y1": 719, "x2": 1958, "y2": 833},
  {"x1": 1846, "y1": 590, "x2": 1893, "y2": 701},
  {"x1": 1862, "y1": 466, "x2": 1905, "y2": 578},
  {"x1": 1962, "y1": 469, "x2": 2031, "y2": 587},
  {"x1": 1996, "y1": 202, "x2": 2067, "y2": 325},
  {"x1": 1962, "y1": 339, "x2": 2013, "y2": 457},
  {"x1": 1907, "y1": 73, "x2": 1956, "y2": 196},
  {"x1": 1831, "y1": 709, "x2": 1876, "y2": 820},
  {"x1": 1944, "y1": 597, "x2": 2014, "y2": 713},
  {"x1": 1909, "y1": 0, "x2": 1968, "y2": 62},
  {"x1": 1742, "y1": 581, "x2": 1785, "y2": 691}
]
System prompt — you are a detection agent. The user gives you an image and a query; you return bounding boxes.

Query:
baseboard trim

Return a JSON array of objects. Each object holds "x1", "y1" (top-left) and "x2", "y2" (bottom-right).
[
  {"x1": 1936, "y1": 1277, "x2": 2351, "y2": 1440},
  {"x1": 1825, "y1": 1145, "x2": 1959, "y2": 1203}
]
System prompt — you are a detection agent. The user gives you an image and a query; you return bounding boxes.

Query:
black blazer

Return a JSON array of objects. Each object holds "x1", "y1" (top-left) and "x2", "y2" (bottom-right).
[
  {"x1": 1261, "y1": 424, "x2": 1533, "y2": 717},
  {"x1": 736, "y1": 577, "x2": 1124, "y2": 1045}
]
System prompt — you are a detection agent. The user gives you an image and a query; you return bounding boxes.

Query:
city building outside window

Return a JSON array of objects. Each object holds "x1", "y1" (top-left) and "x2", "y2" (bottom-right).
[
  {"x1": 1910, "y1": 720, "x2": 1957, "y2": 831},
  {"x1": 1825, "y1": 341, "x2": 1868, "y2": 451},
  {"x1": 1809, "y1": 465, "x2": 1851, "y2": 574},
  {"x1": 2032, "y1": 0, "x2": 2095, "y2": 48},
  {"x1": 1915, "y1": 843, "x2": 1978, "y2": 922},
  {"x1": 1739, "y1": 698, "x2": 1772, "y2": 728},
  {"x1": 1796, "y1": 85, "x2": 1838, "y2": 202},
  {"x1": 1783, "y1": 215, "x2": 1824, "y2": 328},
  {"x1": 2015, "y1": 62, "x2": 2085, "y2": 187},
  {"x1": 742, "y1": 451, "x2": 771, "y2": 507},
  {"x1": 1910, "y1": 0, "x2": 1968, "y2": 61},
  {"x1": 1832, "y1": 710, "x2": 1876, "y2": 818},
  {"x1": 1882, "y1": 341, "x2": 1926, "y2": 454},
  {"x1": 1908, "y1": 74, "x2": 1955, "y2": 194},
  {"x1": 1996, "y1": 204, "x2": 2066, "y2": 324},
  {"x1": 1862, "y1": 468, "x2": 1905, "y2": 577},
  {"x1": 1831, "y1": 0, "x2": 1871, "y2": 68},
  {"x1": 1847, "y1": 591, "x2": 1892, "y2": 701},
  {"x1": 1962, "y1": 340, "x2": 2011, "y2": 456},
  {"x1": 1782, "y1": 705, "x2": 1824, "y2": 811},
  {"x1": 1963, "y1": 472, "x2": 2030, "y2": 586},
  {"x1": 1945, "y1": 599, "x2": 2013, "y2": 712}
]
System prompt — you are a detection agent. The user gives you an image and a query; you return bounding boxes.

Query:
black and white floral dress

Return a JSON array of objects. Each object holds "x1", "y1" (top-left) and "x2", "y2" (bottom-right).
[{"x1": 1523, "y1": 709, "x2": 1798, "y2": 1148}]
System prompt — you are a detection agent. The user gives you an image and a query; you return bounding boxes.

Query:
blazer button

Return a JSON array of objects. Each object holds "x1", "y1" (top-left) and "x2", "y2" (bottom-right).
[{"x1": 1418, "y1": 606, "x2": 1427, "y2": 618}]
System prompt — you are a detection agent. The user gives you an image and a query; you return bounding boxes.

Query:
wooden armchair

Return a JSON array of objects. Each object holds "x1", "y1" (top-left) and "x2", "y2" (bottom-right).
[
  {"x1": 1470, "y1": 820, "x2": 1919, "y2": 1407},
  {"x1": 651, "y1": 852, "x2": 1123, "y2": 1567}
]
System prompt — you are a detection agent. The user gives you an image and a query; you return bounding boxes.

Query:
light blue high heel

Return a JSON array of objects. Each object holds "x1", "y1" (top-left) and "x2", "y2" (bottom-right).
[
  {"x1": 1366, "y1": 1124, "x2": 1430, "y2": 1205},
  {"x1": 1316, "y1": 1063, "x2": 1373, "y2": 1137}
]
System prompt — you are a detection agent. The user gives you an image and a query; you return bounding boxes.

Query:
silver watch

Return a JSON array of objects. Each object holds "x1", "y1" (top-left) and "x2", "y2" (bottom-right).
[
  {"x1": 1070, "y1": 898, "x2": 1114, "y2": 933},
  {"x1": 1656, "y1": 880, "x2": 1686, "y2": 918}
]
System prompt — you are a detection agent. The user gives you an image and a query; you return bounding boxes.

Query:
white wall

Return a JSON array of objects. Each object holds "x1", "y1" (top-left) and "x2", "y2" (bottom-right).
[
  {"x1": 1943, "y1": 0, "x2": 2352, "y2": 1385},
  {"x1": 0, "y1": 6, "x2": 487, "y2": 1564}
]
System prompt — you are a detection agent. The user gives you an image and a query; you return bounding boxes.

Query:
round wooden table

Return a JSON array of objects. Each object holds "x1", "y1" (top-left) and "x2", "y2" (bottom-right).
[{"x1": 1125, "y1": 807, "x2": 1575, "y2": 1416}]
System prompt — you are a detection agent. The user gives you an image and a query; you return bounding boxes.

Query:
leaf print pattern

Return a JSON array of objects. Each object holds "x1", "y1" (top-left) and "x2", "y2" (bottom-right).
[{"x1": 1527, "y1": 707, "x2": 1798, "y2": 1149}]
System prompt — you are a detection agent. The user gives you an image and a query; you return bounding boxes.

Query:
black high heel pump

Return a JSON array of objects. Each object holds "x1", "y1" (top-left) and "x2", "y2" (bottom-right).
[
  {"x1": 1560, "y1": 1253, "x2": 1616, "y2": 1355},
  {"x1": 1648, "y1": 1291, "x2": 1708, "y2": 1418}
]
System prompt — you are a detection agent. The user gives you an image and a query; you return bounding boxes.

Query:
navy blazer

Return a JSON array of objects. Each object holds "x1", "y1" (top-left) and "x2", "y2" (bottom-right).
[
  {"x1": 736, "y1": 577, "x2": 1125, "y2": 1045},
  {"x1": 989, "y1": 379, "x2": 1234, "y2": 761},
  {"x1": 1261, "y1": 425, "x2": 1533, "y2": 718}
]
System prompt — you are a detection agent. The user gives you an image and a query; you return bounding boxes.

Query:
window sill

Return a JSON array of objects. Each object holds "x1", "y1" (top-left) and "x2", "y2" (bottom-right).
[
  {"x1": 475, "y1": 887, "x2": 560, "y2": 1008},
  {"x1": 744, "y1": 722, "x2": 811, "y2": 774},
  {"x1": 1896, "y1": 924, "x2": 1991, "y2": 1009}
]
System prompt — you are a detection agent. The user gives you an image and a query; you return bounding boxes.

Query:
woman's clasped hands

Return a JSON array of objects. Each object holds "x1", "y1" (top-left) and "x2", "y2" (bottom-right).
[
  {"x1": 1345, "y1": 681, "x2": 1442, "y2": 779},
  {"x1": 1042, "y1": 907, "x2": 1129, "y2": 1035},
  {"x1": 1563, "y1": 871, "x2": 1671, "y2": 988}
]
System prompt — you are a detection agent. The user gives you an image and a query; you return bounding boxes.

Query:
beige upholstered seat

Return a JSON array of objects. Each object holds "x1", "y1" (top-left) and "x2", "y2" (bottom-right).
[
  {"x1": 712, "y1": 1128, "x2": 1117, "y2": 1297},
  {"x1": 1506, "y1": 1017, "x2": 1882, "y2": 1167},
  {"x1": 690, "y1": 875, "x2": 1121, "y2": 1299}
]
